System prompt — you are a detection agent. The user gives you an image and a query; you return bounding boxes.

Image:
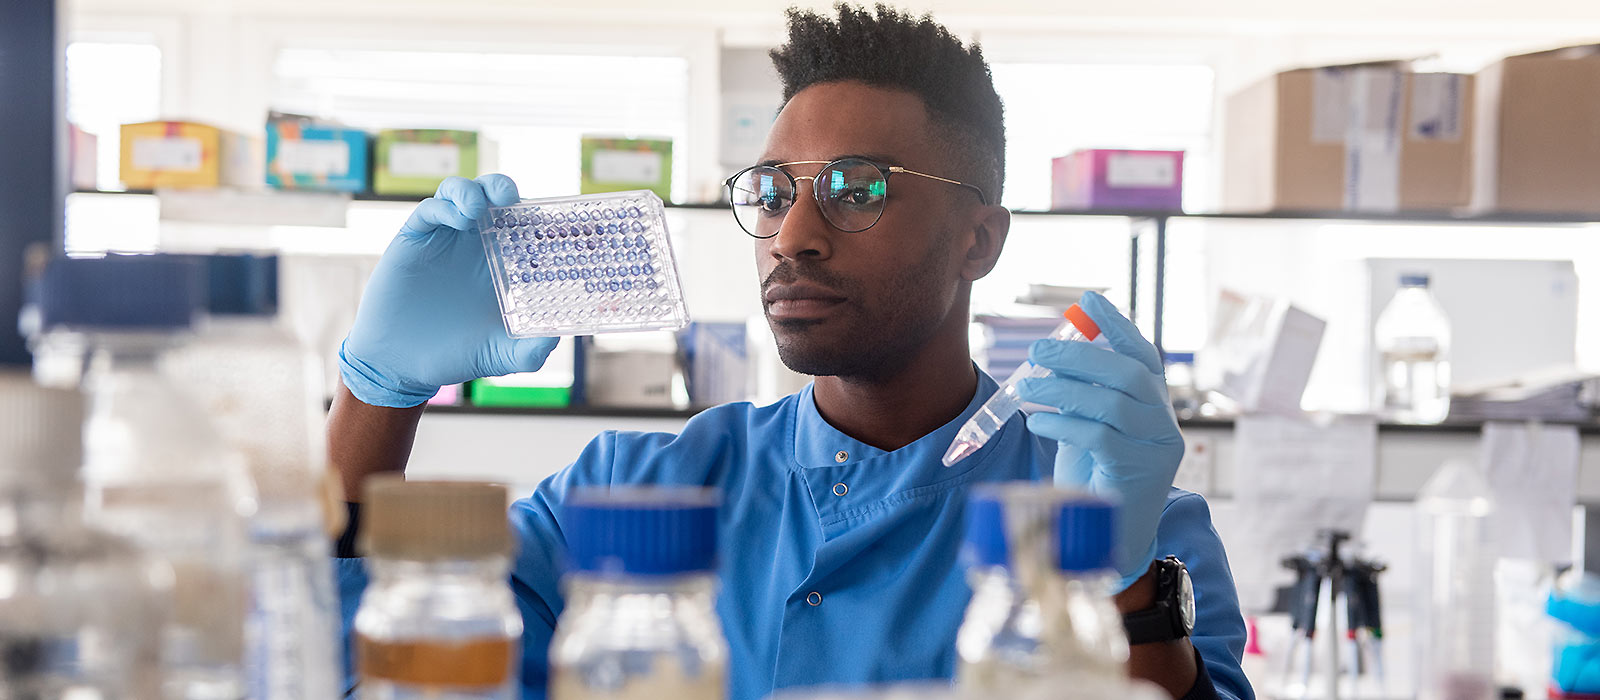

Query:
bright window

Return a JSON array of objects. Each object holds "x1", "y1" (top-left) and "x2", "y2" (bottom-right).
[
  {"x1": 271, "y1": 48, "x2": 690, "y2": 201},
  {"x1": 990, "y1": 63, "x2": 1216, "y2": 211},
  {"x1": 64, "y1": 41, "x2": 163, "y2": 190}
]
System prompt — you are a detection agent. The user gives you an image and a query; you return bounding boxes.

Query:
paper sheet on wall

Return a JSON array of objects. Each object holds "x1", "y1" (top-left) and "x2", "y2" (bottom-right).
[
  {"x1": 1231, "y1": 413, "x2": 1378, "y2": 611},
  {"x1": 1481, "y1": 421, "x2": 1579, "y2": 563}
]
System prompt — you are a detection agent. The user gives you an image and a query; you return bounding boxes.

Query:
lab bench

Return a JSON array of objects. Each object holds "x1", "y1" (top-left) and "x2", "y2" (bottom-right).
[{"x1": 406, "y1": 406, "x2": 1600, "y2": 505}]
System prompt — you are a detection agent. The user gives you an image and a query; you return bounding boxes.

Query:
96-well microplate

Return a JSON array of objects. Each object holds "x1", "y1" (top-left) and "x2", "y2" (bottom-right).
[{"x1": 479, "y1": 190, "x2": 689, "y2": 338}]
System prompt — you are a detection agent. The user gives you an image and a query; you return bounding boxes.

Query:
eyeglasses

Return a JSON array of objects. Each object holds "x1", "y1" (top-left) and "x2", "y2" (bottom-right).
[{"x1": 724, "y1": 158, "x2": 989, "y2": 239}]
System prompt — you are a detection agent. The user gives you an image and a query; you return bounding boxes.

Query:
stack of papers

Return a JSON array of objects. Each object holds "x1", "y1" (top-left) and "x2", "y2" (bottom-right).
[
  {"x1": 1448, "y1": 366, "x2": 1599, "y2": 423},
  {"x1": 974, "y1": 315, "x2": 1062, "y2": 379}
]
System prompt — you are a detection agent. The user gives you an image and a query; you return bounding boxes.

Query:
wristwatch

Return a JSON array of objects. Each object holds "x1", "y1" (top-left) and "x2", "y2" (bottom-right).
[{"x1": 1122, "y1": 556, "x2": 1196, "y2": 645}]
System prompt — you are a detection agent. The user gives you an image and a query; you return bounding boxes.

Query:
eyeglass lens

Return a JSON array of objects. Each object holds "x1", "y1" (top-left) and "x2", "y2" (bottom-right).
[{"x1": 729, "y1": 158, "x2": 888, "y2": 238}]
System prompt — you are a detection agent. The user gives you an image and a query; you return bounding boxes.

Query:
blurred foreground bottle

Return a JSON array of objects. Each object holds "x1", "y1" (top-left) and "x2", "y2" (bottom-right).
[
  {"x1": 957, "y1": 484, "x2": 1128, "y2": 694},
  {"x1": 0, "y1": 374, "x2": 169, "y2": 698},
  {"x1": 354, "y1": 478, "x2": 521, "y2": 700},
  {"x1": 30, "y1": 255, "x2": 256, "y2": 699},
  {"x1": 1374, "y1": 273, "x2": 1452, "y2": 424},
  {"x1": 1415, "y1": 460, "x2": 1496, "y2": 700},
  {"x1": 550, "y1": 488, "x2": 727, "y2": 700},
  {"x1": 160, "y1": 254, "x2": 342, "y2": 700}
]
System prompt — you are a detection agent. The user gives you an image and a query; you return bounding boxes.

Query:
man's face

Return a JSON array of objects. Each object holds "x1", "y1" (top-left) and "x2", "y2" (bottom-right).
[{"x1": 754, "y1": 81, "x2": 980, "y2": 379}]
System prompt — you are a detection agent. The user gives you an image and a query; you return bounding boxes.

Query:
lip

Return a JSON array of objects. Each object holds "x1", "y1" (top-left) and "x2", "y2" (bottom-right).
[{"x1": 763, "y1": 283, "x2": 846, "y2": 320}]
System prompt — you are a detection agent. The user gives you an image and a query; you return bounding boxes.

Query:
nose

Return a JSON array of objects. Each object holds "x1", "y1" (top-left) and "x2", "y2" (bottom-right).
[{"x1": 766, "y1": 177, "x2": 834, "y2": 262}]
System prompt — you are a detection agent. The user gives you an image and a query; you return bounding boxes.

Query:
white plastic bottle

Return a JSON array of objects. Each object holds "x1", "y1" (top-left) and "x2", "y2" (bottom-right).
[
  {"x1": 161, "y1": 254, "x2": 342, "y2": 700},
  {"x1": 0, "y1": 374, "x2": 170, "y2": 698},
  {"x1": 31, "y1": 255, "x2": 256, "y2": 699},
  {"x1": 1374, "y1": 274, "x2": 1452, "y2": 424},
  {"x1": 549, "y1": 487, "x2": 727, "y2": 700},
  {"x1": 1415, "y1": 460, "x2": 1496, "y2": 700},
  {"x1": 957, "y1": 484, "x2": 1128, "y2": 694},
  {"x1": 354, "y1": 478, "x2": 522, "y2": 700}
]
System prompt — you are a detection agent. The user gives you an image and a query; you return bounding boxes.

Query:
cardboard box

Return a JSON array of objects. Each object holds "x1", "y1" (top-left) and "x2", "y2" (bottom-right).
[
  {"x1": 266, "y1": 116, "x2": 370, "y2": 193},
  {"x1": 373, "y1": 129, "x2": 478, "y2": 196},
  {"x1": 1051, "y1": 149, "x2": 1184, "y2": 211},
  {"x1": 68, "y1": 124, "x2": 97, "y2": 191},
  {"x1": 1472, "y1": 45, "x2": 1600, "y2": 215},
  {"x1": 1223, "y1": 65, "x2": 1473, "y2": 213},
  {"x1": 582, "y1": 136, "x2": 673, "y2": 201},
  {"x1": 120, "y1": 121, "x2": 260, "y2": 190}
]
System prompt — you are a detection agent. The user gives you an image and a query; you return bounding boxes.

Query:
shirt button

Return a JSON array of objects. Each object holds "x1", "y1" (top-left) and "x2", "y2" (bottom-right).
[
  {"x1": 834, "y1": 450, "x2": 848, "y2": 463},
  {"x1": 806, "y1": 591, "x2": 822, "y2": 606},
  {"x1": 832, "y1": 482, "x2": 848, "y2": 497}
]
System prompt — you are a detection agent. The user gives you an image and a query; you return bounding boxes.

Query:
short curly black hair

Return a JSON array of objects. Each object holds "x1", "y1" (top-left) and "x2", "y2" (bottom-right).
[{"x1": 769, "y1": 4, "x2": 1006, "y2": 202}]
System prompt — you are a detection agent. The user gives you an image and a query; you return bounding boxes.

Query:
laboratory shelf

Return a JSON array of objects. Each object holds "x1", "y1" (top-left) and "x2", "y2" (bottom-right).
[
  {"x1": 422, "y1": 404, "x2": 1600, "y2": 435},
  {"x1": 74, "y1": 190, "x2": 1600, "y2": 225}
]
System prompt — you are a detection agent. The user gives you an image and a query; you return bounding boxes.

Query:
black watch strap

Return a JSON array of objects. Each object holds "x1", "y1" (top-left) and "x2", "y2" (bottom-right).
[{"x1": 1123, "y1": 556, "x2": 1194, "y2": 645}]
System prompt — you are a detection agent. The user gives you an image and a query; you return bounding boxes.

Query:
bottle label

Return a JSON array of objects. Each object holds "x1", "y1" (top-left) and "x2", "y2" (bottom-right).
[{"x1": 357, "y1": 635, "x2": 516, "y2": 692}]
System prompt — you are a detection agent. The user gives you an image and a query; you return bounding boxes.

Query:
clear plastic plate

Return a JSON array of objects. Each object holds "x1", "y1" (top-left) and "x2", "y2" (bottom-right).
[{"x1": 479, "y1": 190, "x2": 690, "y2": 338}]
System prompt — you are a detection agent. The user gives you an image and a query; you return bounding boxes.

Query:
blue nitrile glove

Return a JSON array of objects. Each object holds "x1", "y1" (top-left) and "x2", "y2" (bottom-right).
[
  {"x1": 1016, "y1": 290, "x2": 1184, "y2": 591},
  {"x1": 339, "y1": 175, "x2": 559, "y2": 408}
]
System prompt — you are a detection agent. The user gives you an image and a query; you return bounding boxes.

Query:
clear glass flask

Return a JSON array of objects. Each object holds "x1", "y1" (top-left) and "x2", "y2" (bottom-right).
[
  {"x1": 958, "y1": 484, "x2": 1128, "y2": 694},
  {"x1": 32, "y1": 255, "x2": 256, "y2": 700},
  {"x1": 161, "y1": 254, "x2": 342, "y2": 700},
  {"x1": 0, "y1": 373, "x2": 170, "y2": 699},
  {"x1": 1415, "y1": 460, "x2": 1496, "y2": 700},
  {"x1": 1374, "y1": 273, "x2": 1452, "y2": 424},
  {"x1": 549, "y1": 487, "x2": 727, "y2": 700},
  {"x1": 354, "y1": 478, "x2": 521, "y2": 700}
]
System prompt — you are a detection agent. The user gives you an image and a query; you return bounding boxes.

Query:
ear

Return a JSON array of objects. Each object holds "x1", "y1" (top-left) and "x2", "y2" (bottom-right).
[{"x1": 959, "y1": 204, "x2": 1010, "y2": 282}]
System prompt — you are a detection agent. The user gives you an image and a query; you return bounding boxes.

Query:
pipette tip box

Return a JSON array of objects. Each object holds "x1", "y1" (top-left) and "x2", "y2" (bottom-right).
[{"x1": 479, "y1": 190, "x2": 689, "y2": 338}]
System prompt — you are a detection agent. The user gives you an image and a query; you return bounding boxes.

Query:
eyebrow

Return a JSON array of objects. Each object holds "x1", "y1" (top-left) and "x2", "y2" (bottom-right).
[{"x1": 755, "y1": 153, "x2": 902, "y2": 169}]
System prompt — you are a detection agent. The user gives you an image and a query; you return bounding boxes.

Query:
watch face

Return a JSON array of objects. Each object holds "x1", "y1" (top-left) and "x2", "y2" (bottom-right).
[{"x1": 1178, "y1": 568, "x2": 1196, "y2": 633}]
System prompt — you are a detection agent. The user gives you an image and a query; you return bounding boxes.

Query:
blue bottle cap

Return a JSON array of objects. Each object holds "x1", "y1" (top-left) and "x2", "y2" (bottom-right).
[
  {"x1": 1163, "y1": 351, "x2": 1196, "y2": 364},
  {"x1": 962, "y1": 491, "x2": 1009, "y2": 569},
  {"x1": 39, "y1": 255, "x2": 200, "y2": 331},
  {"x1": 1057, "y1": 496, "x2": 1117, "y2": 573},
  {"x1": 562, "y1": 487, "x2": 719, "y2": 576},
  {"x1": 1399, "y1": 273, "x2": 1430, "y2": 288},
  {"x1": 197, "y1": 254, "x2": 278, "y2": 316}
]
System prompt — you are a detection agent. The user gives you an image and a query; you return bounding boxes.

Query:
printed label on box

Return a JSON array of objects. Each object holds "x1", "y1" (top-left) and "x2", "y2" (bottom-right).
[
  {"x1": 388, "y1": 143, "x2": 461, "y2": 177},
  {"x1": 1106, "y1": 153, "x2": 1178, "y2": 189},
  {"x1": 1343, "y1": 69, "x2": 1403, "y2": 212},
  {"x1": 278, "y1": 140, "x2": 350, "y2": 176},
  {"x1": 1408, "y1": 73, "x2": 1464, "y2": 141},
  {"x1": 1311, "y1": 68, "x2": 1350, "y2": 145},
  {"x1": 591, "y1": 149, "x2": 664, "y2": 183},
  {"x1": 132, "y1": 137, "x2": 203, "y2": 172}
]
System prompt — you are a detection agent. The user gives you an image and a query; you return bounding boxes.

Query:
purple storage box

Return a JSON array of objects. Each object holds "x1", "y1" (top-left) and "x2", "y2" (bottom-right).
[{"x1": 1051, "y1": 149, "x2": 1184, "y2": 212}]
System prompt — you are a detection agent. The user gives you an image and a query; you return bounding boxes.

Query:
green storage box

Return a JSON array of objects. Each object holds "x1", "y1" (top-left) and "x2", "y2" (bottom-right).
[
  {"x1": 373, "y1": 129, "x2": 478, "y2": 196},
  {"x1": 581, "y1": 136, "x2": 673, "y2": 201}
]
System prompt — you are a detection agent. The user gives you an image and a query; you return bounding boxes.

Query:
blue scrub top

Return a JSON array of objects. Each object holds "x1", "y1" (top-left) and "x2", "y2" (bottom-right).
[{"x1": 337, "y1": 370, "x2": 1254, "y2": 700}]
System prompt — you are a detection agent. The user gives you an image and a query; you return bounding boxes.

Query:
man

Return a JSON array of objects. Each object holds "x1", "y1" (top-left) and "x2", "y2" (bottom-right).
[{"x1": 330, "y1": 5, "x2": 1252, "y2": 700}]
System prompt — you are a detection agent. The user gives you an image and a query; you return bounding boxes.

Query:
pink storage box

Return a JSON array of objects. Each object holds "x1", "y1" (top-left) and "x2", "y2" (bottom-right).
[
  {"x1": 427, "y1": 383, "x2": 462, "y2": 406},
  {"x1": 1051, "y1": 149, "x2": 1184, "y2": 212}
]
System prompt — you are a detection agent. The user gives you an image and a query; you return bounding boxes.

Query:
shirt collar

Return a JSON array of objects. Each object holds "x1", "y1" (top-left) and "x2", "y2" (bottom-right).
[{"x1": 791, "y1": 365, "x2": 1001, "y2": 471}]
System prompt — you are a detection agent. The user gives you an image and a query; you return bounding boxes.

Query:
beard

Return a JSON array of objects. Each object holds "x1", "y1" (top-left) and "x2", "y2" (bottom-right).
[{"x1": 763, "y1": 235, "x2": 957, "y2": 381}]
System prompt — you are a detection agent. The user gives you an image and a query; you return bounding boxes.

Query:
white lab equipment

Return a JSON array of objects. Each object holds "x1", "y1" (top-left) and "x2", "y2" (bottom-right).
[
  {"x1": 1374, "y1": 273, "x2": 1452, "y2": 424},
  {"x1": 549, "y1": 487, "x2": 727, "y2": 700},
  {"x1": 480, "y1": 190, "x2": 690, "y2": 338},
  {"x1": 943, "y1": 305, "x2": 1101, "y2": 467},
  {"x1": 1415, "y1": 460, "x2": 1496, "y2": 700},
  {"x1": 0, "y1": 374, "x2": 169, "y2": 698},
  {"x1": 31, "y1": 255, "x2": 256, "y2": 699},
  {"x1": 353, "y1": 478, "x2": 522, "y2": 700},
  {"x1": 161, "y1": 254, "x2": 342, "y2": 700},
  {"x1": 957, "y1": 484, "x2": 1128, "y2": 693}
]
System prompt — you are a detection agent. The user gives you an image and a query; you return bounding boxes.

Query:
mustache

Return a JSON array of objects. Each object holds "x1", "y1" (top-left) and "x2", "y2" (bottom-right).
[{"x1": 761, "y1": 261, "x2": 852, "y2": 297}]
